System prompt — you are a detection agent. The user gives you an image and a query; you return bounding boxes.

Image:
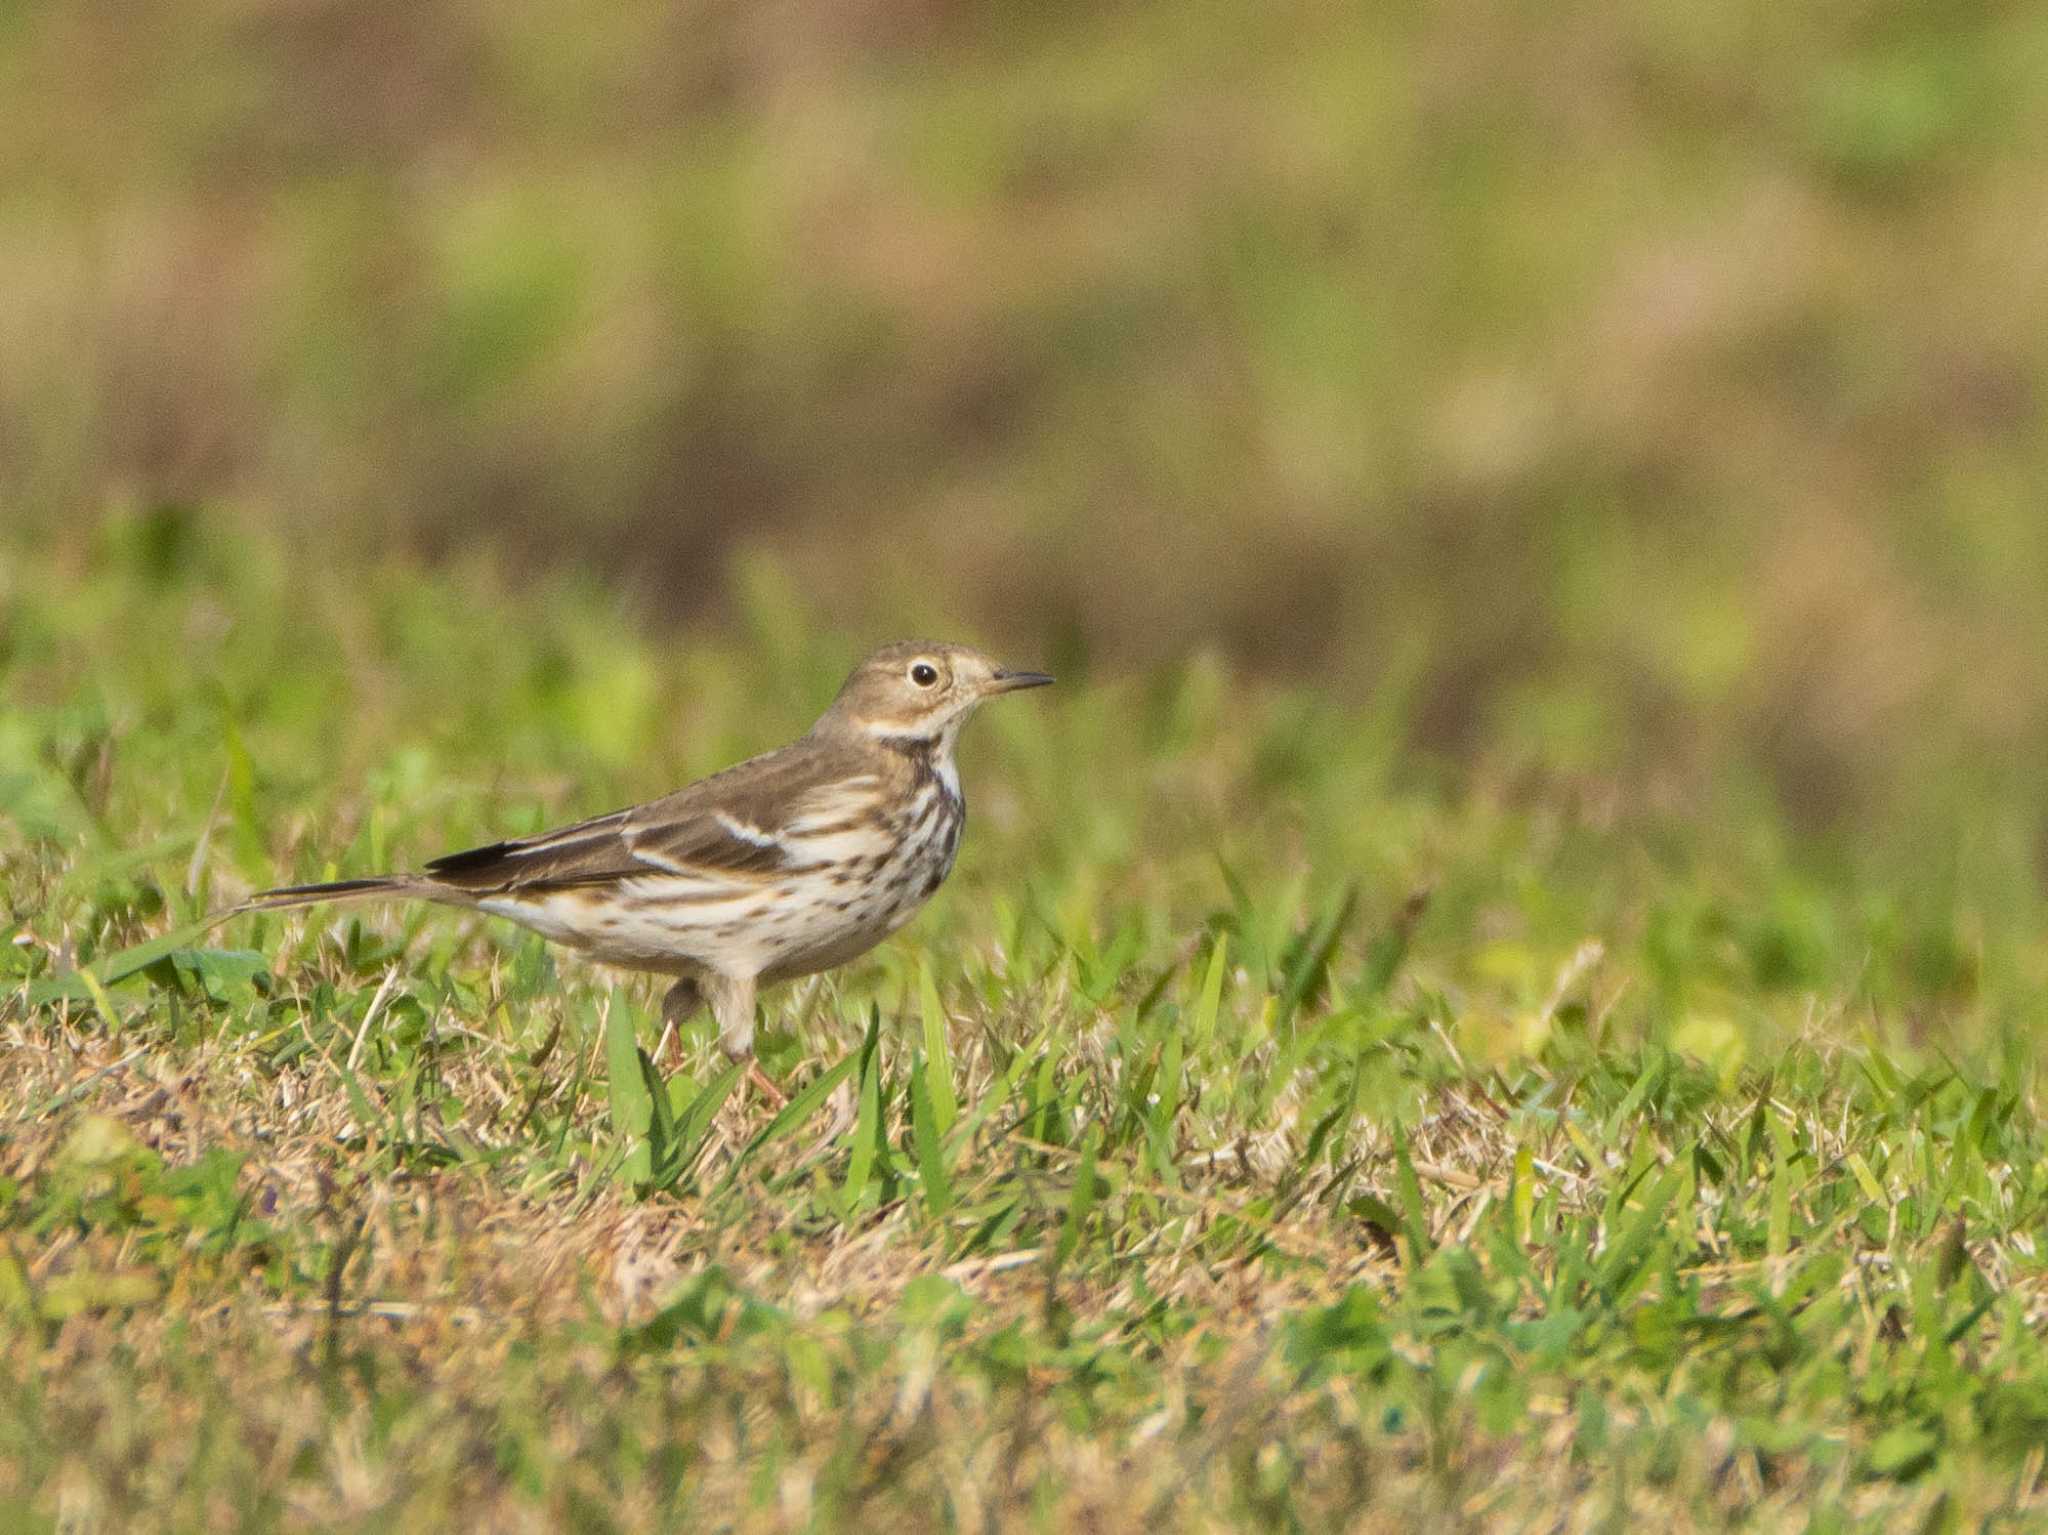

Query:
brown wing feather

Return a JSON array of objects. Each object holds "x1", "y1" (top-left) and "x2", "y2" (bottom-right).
[
  {"x1": 421, "y1": 736, "x2": 880, "y2": 895},
  {"x1": 422, "y1": 813, "x2": 638, "y2": 892}
]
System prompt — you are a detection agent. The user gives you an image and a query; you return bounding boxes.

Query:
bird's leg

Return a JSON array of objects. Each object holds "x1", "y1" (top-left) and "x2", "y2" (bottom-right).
[
  {"x1": 656, "y1": 978, "x2": 702, "y2": 1071},
  {"x1": 704, "y1": 971, "x2": 756, "y2": 1058},
  {"x1": 705, "y1": 972, "x2": 786, "y2": 1108},
  {"x1": 745, "y1": 1061, "x2": 787, "y2": 1109}
]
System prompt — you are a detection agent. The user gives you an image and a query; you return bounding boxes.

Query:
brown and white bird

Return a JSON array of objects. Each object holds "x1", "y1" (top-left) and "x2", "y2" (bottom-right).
[{"x1": 246, "y1": 641, "x2": 1051, "y2": 1094}]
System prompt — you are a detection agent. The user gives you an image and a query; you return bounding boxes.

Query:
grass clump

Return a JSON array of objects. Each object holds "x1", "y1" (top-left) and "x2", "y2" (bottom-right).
[{"x1": 5, "y1": 531, "x2": 2048, "y2": 1531}]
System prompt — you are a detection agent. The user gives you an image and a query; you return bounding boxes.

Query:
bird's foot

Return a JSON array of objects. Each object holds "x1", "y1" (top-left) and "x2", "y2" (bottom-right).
[{"x1": 746, "y1": 1060, "x2": 788, "y2": 1110}]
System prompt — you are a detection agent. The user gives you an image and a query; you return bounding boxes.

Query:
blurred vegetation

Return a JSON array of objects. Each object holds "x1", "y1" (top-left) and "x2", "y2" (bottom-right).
[{"x1": 7, "y1": 0, "x2": 2048, "y2": 848}]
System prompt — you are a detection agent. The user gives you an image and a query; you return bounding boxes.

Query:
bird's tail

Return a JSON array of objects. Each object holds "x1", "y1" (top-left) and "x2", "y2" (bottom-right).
[{"x1": 240, "y1": 876, "x2": 421, "y2": 913}]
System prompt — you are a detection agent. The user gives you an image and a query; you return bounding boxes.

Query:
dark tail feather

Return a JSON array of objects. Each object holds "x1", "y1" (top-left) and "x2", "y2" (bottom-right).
[{"x1": 240, "y1": 877, "x2": 417, "y2": 913}]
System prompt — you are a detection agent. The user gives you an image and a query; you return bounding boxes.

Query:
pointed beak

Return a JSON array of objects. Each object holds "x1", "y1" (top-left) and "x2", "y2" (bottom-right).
[{"x1": 987, "y1": 667, "x2": 1055, "y2": 694}]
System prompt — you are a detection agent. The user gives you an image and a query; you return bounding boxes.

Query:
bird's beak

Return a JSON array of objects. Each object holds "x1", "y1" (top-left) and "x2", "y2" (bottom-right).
[{"x1": 987, "y1": 668, "x2": 1055, "y2": 694}]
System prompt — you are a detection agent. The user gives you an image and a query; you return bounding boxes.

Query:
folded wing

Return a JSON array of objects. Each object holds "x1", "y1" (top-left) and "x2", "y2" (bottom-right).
[{"x1": 420, "y1": 742, "x2": 879, "y2": 896}]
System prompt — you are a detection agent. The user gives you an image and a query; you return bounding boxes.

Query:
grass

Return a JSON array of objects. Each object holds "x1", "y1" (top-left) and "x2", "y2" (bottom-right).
[{"x1": 7, "y1": 524, "x2": 2048, "y2": 1531}]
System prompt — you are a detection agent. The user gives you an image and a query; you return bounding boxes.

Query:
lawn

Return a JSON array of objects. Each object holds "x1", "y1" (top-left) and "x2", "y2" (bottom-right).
[{"x1": 4, "y1": 522, "x2": 2047, "y2": 1531}]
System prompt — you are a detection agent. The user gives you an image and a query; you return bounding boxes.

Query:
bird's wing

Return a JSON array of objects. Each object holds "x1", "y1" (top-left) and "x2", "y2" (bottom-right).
[
  {"x1": 421, "y1": 743, "x2": 882, "y2": 895},
  {"x1": 624, "y1": 748, "x2": 883, "y2": 876}
]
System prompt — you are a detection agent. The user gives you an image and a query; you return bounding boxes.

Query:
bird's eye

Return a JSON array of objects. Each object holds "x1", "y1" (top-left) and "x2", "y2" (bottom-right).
[{"x1": 909, "y1": 662, "x2": 939, "y2": 688}]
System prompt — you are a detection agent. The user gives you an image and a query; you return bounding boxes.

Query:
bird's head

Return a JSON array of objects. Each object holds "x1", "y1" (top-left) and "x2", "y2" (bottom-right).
[{"x1": 817, "y1": 640, "x2": 1053, "y2": 745}]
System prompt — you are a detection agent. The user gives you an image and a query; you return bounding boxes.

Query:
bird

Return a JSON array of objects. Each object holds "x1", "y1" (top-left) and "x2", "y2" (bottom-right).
[{"x1": 243, "y1": 641, "x2": 1052, "y2": 1100}]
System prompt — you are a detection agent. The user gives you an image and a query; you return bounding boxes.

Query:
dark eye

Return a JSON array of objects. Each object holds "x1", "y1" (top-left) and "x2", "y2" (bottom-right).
[{"x1": 910, "y1": 662, "x2": 939, "y2": 687}]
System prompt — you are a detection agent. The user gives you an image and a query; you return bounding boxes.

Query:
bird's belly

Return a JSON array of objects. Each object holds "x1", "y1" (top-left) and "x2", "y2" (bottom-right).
[
  {"x1": 478, "y1": 888, "x2": 736, "y2": 975},
  {"x1": 760, "y1": 900, "x2": 916, "y2": 983}
]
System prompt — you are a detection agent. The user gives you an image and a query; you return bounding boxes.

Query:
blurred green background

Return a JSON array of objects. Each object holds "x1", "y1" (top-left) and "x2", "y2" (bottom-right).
[{"x1": 6, "y1": 0, "x2": 2048, "y2": 841}]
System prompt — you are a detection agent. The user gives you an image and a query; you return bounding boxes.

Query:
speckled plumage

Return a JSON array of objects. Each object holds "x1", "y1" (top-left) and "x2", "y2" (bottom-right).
[{"x1": 246, "y1": 642, "x2": 1051, "y2": 1080}]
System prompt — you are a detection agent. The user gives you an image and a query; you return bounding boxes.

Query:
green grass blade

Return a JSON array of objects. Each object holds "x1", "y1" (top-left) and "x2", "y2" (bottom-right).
[
  {"x1": 638, "y1": 1048, "x2": 676, "y2": 1184},
  {"x1": 918, "y1": 960, "x2": 957, "y2": 1139},
  {"x1": 911, "y1": 1055, "x2": 953, "y2": 1217},
  {"x1": 843, "y1": 1009, "x2": 884, "y2": 1207},
  {"x1": 1391, "y1": 1122, "x2": 1432, "y2": 1260},
  {"x1": 1149, "y1": 1027, "x2": 1183, "y2": 1186},
  {"x1": 677, "y1": 1063, "x2": 743, "y2": 1157},
  {"x1": 604, "y1": 998, "x2": 655, "y2": 1186},
  {"x1": 1360, "y1": 888, "x2": 1430, "y2": 998},
  {"x1": 1190, "y1": 934, "x2": 1229, "y2": 1055},
  {"x1": 1510, "y1": 1146, "x2": 1534, "y2": 1246},
  {"x1": 1050, "y1": 1128, "x2": 1099, "y2": 1278},
  {"x1": 1596, "y1": 1160, "x2": 1684, "y2": 1300},
  {"x1": 1767, "y1": 1112, "x2": 1794, "y2": 1260},
  {"x1": 745, "y1": 1049, "x2": 861, "y2": 1158},
  {"x1": 1277, "y1": 881, "x2": 1357, "y2": 1027}
]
